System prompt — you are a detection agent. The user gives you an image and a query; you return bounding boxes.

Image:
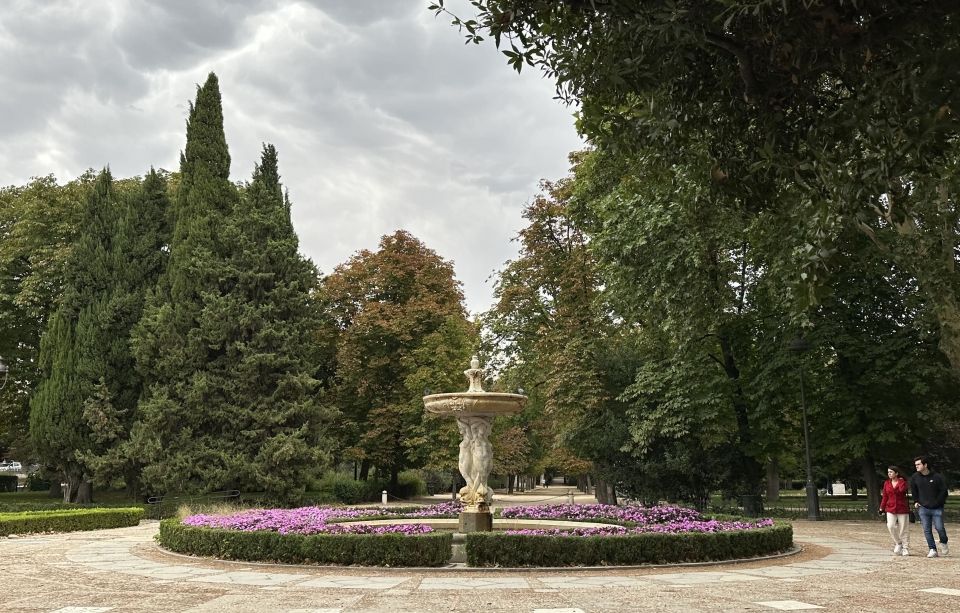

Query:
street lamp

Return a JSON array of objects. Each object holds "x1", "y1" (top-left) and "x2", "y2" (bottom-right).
[
  {"x1": 0, "y1": 355, "x2": 8, "y2": 390},
  {"x1": 788, "y1": 337, "x2": 821, "y2": 521}
]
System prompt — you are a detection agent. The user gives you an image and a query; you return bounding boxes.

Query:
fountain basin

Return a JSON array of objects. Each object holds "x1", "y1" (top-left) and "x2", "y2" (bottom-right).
[{"x1": 422, "y1": 392, "x2": 527, "y2": 417}]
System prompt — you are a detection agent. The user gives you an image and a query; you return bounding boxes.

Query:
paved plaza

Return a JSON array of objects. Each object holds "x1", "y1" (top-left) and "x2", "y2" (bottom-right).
[{"x1": 1, "y1": 515, "x2": 958, "y2": 612}]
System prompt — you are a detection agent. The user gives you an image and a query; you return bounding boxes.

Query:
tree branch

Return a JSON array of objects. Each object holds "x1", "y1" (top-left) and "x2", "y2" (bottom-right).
[{"x1": 705, "y1": 32, "x2": 760, "y2": 103}]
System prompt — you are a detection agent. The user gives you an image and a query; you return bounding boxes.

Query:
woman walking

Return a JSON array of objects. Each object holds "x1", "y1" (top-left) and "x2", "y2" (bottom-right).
[{"x1": 880, "y1": 466, "x2": 911, "y2": 556}]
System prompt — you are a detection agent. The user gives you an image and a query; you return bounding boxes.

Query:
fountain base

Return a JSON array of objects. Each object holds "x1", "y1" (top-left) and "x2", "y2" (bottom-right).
[{"x1": 458, "y1": 510, "x2": 493, "y2": 533}]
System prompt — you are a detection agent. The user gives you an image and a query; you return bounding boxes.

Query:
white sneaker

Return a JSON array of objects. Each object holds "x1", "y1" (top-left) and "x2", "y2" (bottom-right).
[
  {"x1": 901, "y1": 547, "x2": 909, "y2": 557},
  {"x1": 939, "y1": 543, "x2": 949, "y2": 556},
  {"x1": 927, "y1": 549, "x2": 939, "y2": 558},
  {"x1": 893, "y1": 544, "x2": 902, "y2": 554}
]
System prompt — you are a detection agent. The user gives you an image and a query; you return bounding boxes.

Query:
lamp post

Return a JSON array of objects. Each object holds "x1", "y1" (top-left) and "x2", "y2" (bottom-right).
[
  {"x1": 788, "y1": 337, "x2": 821, "y2": 521},
  {"x1": 0, "y1": 355, "x2": 8, "y2": 391}
]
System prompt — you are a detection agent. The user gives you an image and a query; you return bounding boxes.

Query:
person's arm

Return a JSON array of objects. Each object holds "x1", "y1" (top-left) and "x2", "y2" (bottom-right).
[
  {"x1": 935, "y1": 474, "x2": 948, "y2": 508},
  {"x1": 910, "y1": 475, "x2": 920, "y2": 508},
  {"x1": 879, "y1": 481, "x2": 887, "y2": 512}
]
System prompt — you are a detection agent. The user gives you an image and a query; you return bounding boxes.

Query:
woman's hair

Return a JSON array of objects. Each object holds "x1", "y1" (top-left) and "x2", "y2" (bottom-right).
[{"x1": 887, "y1": 465, "x2": 904, "y2": 477}]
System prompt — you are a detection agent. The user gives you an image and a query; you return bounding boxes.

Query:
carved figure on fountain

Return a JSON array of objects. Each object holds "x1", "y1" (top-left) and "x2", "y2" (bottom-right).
[{"x1": 422, "y1": 356, "x2": 527, "y2": 529}]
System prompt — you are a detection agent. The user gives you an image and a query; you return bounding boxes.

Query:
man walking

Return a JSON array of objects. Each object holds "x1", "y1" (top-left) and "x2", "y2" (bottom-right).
[{"x1": 910, "y1": 456, "x2": 949, "y2": 558}]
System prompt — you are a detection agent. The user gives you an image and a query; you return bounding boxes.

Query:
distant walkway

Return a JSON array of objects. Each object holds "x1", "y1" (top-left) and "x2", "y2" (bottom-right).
[
  {"x1": 3, "y1": 517, "x2": 959, "y2": 612},
  {"x1": 411, "y1": 482, "x2": 597, "y2": 508}
]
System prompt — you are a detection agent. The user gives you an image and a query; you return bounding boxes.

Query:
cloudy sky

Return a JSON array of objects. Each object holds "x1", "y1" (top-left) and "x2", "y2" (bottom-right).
[{"x1": 0, "y1": 0, "x2": 582, "y2": 314}]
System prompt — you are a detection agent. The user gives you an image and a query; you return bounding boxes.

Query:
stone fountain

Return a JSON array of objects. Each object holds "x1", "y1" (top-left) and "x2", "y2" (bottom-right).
[{"x1": 423, "y1": 356, "x2": 527, "y2": 532}]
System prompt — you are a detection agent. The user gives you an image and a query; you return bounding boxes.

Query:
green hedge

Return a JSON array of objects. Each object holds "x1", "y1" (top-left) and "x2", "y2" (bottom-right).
[
  {"x1": 465, "y1": 522, "x2": 793, "y2": 567},
  {"x1": 0, "y1": 507, "x2": 144, "y2": 536},
  {"x1": 0, "y1": 475, "x2": 18, "y2": 493},
  {"x1": 158, "y1": 519, "x2": 452, "y2": 566}
]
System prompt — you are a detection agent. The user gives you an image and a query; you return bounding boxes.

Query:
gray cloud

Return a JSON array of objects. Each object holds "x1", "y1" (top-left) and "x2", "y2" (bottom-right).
[{"x1": 0, "y1": 0, "x2": 582, "y2": 313}]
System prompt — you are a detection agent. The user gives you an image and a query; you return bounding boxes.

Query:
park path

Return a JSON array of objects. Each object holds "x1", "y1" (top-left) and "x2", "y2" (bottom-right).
[{"x1": 1, "y1": 502, "x2": 959, "y2": 612}]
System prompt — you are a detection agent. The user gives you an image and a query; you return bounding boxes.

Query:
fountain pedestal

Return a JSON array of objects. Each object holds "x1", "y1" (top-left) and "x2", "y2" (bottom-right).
[
  {"x1": 423, "y1": 357, "x2": 527, "y2": 533},
  {"x1": 458, "y1": 508, "x2": 493, "y2": 532}
]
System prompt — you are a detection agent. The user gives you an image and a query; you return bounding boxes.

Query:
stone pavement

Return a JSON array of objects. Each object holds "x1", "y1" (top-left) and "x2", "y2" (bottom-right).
[{"x1": 1, "y1": 519, "x2": 958, "y2": 612}]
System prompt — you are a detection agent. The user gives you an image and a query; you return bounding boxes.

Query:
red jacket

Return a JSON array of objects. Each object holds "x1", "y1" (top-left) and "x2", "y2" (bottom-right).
[{"x1": 880, "y1": 478, "x2": 910, "y2": 514}]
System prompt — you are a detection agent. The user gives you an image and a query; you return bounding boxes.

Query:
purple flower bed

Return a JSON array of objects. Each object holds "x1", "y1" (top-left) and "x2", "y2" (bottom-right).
[
  {"x1": 499, "y1": 503, "x2": 774, "y2": 536},
  {"x1": 181, "y1": 502, "x2": 461, "y2": 536},
  {"x1": 500, "y1": 503, "x2": 702, "y2": 524},
  {"x1": 181, "y1": 501, "x2": 773, "y2": 538}
]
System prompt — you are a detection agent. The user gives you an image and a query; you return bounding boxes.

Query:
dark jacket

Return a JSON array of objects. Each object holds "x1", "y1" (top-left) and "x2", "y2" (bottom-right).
[{"x1": 910, "y1": 471, "x2": 947, "y2": 509}]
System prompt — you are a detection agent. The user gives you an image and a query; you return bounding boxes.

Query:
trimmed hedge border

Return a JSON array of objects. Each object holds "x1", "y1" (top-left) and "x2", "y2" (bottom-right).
[
  {"x1": 465, "y1": 521, "x2": 793, "y2": 567},
  {"x1": 0, "y1": 507, "x2": 144, "y2": 536},
  {"x1": 157, "y1": 519, "x2": 453, "y2": 567}
]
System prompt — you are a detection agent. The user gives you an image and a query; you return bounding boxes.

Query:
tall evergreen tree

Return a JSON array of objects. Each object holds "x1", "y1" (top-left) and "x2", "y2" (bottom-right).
[
  {"x1": 133, "y1": 75, "x2": 333, "y2": 501},
  {"x1": 220, "y1": 144, "x2": 336, "y2": 502},
  {"x1": 29, "y1": 169, "x2": 119, "y2": 502},
  {"x1": 132, "y1": 73, "x2": 240, "y2": 495},
  {"x1": 78, "y1": 169, "x2": 171, "y2": 495}
]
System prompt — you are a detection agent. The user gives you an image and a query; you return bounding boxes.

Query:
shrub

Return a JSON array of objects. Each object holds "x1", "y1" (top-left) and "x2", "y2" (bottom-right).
[
  {"x1": 314, "y1": 473, "x2": 383, "y2": 504},
  {"x1": 158, "y1": 519, "x2": 452, "y2": 566},
  {"x1": 465, "y1": 521, "x2": 793, "y2": 567},
  {"x1": 0, "y1": 500, "x2": 148, "y2": 513},
  {"x1": 311, "y1": 471, "x2": 427, "y2": 504},
  {"x1": 26, "y1": 473, "x2": 51, "y2": 491},
  {"x1": 0, "y1": 475, "x2": 18, "y2": 493},
  {"x1": 394, "y1": 470, "x2": 427, "y2": 499},
  {"x1": 0, "y1": 507, "x2": 144, "y2": 536},
  {"x1": 416, "y1": 469, "x2": 454, "y2": 495}
]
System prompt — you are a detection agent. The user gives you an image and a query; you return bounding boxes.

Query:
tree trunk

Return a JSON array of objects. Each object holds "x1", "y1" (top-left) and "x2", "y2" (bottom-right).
[
  {"x1": 48, "y1": 479, "x2": 63, "y2": 499},
  {"x1": 358, "y1": 459, "x2": 371, "y2": 481},
  {"x1": 507, "y1": 474, "x2": 515, "y2": 494},
  {"x1": 63, "y1": 473, "x2": 80, "y2": 503},
  {"x1": 389, "y1": 466, "x2": 399, "y2": 494},
  {"x1": 125, "y1": 467, "x2": 140, "y2": 500},
  {"x1": 718, "y1": 333, "x2": 763, "y2": 494},
  {"x1": 594, "y1": 478, "x2": 617, "y2": 505},
  {"x1": 861, "y1": 456, "x2": 881, "y2": 516},
  {"x1": 75, "y1": 480, "x2": 93, "y2": 504},
  {"x1": 765, "y1": 459, "x2": 780, "y2": 502}
]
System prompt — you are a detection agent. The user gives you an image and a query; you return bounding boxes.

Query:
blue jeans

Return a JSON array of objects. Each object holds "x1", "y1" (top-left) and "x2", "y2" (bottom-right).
[{"x1": 917, "y1": 506, "x2": 948, "y2": 551}]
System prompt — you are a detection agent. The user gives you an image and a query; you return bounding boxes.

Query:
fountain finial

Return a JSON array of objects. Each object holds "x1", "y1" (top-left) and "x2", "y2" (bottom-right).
[{"x1": 465, "y1": 355, "x2": 484, "y2": 393}]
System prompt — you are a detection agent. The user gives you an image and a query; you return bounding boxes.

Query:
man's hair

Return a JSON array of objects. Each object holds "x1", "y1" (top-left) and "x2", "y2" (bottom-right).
[{"x1": 914, "y1": 455, "x2": 929, "y2": 467}]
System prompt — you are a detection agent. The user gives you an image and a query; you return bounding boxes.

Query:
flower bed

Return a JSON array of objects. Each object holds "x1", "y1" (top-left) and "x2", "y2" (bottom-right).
[
  {"x1": 158, "y1": 503, "x2": 458, "y2": 566},
  {"x1": 469, "y1": 503, "x2": 791, "y2": 567},
  {"x1": 158, "y1": 501, "x2": 791, "y2": 567},
  {"x1": 180, "y1": 501, "x2": 461, "y2": 535},
  {"x1": 158, "y1": 519, "x2": 452, "y2": 566},
  {"x1": 500, "y1": 503, "x2": 774, "y2": 535}
]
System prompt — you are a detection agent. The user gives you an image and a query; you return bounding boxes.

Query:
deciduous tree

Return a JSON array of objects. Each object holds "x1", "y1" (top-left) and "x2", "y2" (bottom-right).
[{"x1": 322, "y1": 230, "x2": 469, "y2": 491}]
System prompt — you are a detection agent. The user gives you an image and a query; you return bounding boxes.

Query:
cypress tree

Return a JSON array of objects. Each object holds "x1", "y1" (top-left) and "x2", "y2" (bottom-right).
[
  {"x1": 223, "y1": 144, "x2": 336, "y2": 502},
  {"x1": 133, "y1": 75, "x2": 334, "y2": 501},
  {"x1": 132, "y1": 73, "x2": 238, "y2": 494},
  {"x1": 78, "y1": 169, "x2": 170, "y2": 495},
  {"x1": 30, "y1": 169, "x2": 119, "y2": 502}
]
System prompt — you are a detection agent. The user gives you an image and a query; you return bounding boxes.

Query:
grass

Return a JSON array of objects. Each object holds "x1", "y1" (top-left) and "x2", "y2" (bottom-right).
[
  {"x1": 0, "y1": 489, "x2": 144, "y2": 511},
  {"x1": 763, "y1": 491, "x2": 960, "y2": 509}
]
